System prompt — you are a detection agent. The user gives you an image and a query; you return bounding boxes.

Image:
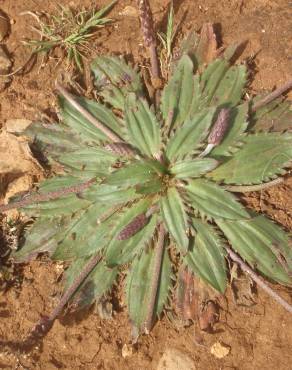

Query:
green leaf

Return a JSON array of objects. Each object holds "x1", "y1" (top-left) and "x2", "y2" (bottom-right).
[
  {"x1": 105, "y1": 198, "x2": 153, "y2": 245},
  {"x1": 185, "y1": 179, "x2": 250, "y2": 220},
  {"x1": 91, "y1": 56, "x2": 144, "y2": 110},
  {"x1": 185, "y1": 219, "x2": 227, "y2": 292},
  {"x1": 161, "y1": 55, "x2": 194, "y2": 130},
  {"x1": 65, "y1": 259, "x2": 118, "y2": 309},
  {"x1": 217, "y1": 216, "x2": 292, "y2": 285},
  {"x1": 105, "y1": 214, "x2": 157, "y2": 266},
  {"x1": 166, "y1": 108, "x2": 215, "y2": 161},
  {"x1": 211, "y1": 103, "x2": 248, "y2": 156},
  {"x1": 125, "y1": 93, "x2": 161, "y2": 157},
  {"x1": 160, "y1": 187, "x2": 188, "y2": 252},
  {"x1": 58, "y1": 147, "x2": 117, "y2": 175},
  {"x1": 135, "y1": 178, "x2": 163, "y2": 195},
  {"x1": 250, "y1": 97, "x2": 292, "y2": 133},
  {"x1": 12, "y1": 217, "x2": 70, "y2": 262},
  {"x1": 83, "y1": 184, "x2": 138, "y2": 204},
  {"x1": 59, "y1": 95, "x2": 124, "y2": 143},
  {"x1": 208, "y1": 133, "x2": 292, "y2": 184},
  {"x1": 105, "y1": 161, "x2": 158, "y2": 187},
  {"x1": 171, "y1": 158, "x2": 218, "y2": 179},
  {"x1": 39, "y1": 175, "x2": 83, "y2": 192},
  {"x1": 209, "y1": 65, "x2": 246, "y2": 107},
  {"x1": 126, "y1": 245, "x2": 172, "y2": 333},
  {"x1": 200, "y1": 59, "x2": 229, "y2": 105},
  {"x1": 52, "y1": 205, "x2": 119, "y2": 260},
  {"x1": 24, "y1": 122, "x2": 81, "y2": 156},
  {"x1": 22, "y1": 194, "x2": 91, "y2": 217}
]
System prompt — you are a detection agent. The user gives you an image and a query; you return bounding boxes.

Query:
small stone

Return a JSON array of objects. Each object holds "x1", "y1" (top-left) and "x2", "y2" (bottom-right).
[
  {"x1": 121, "y1": 343, "x2": 133, "y2": 358},
  {"x1": 119, "y1": 6, "x2": 138, "y2": 17},
  {"x1": 5, "y1": 119, "x2": 32, "y2": 133},
  {"x1": 0, "y1": 45, "x2": 11, "y2": 91},
  {"x1": 210, "y1": 341, "x2": 230, "y2": 359},
  {"x1": 0, "y1": 11, "x2": 9, "y2": 41},
  {"x1": 157, "y1": 349, "x2": 196, "y2": 370}
]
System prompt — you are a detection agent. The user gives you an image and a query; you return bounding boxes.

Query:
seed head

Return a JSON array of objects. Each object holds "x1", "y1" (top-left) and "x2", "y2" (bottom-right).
[
  {"x1": 104, "y1": 142, "x2": 134, "y2": 156},
  {"x1": 117, "y1": 213, "x2": 148, "y2": 240},
  {"x1": 208, "y1": 108, "x2": 230, "y2": 145},
  {"x1": 137, "y1": 0, "x2": 156, "y2": 47}
]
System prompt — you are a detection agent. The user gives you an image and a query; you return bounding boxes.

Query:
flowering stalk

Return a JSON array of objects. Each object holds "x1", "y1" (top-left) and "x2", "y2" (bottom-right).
[{"x1": 137, "y1": 0, "x2": 161, "y2": 87}]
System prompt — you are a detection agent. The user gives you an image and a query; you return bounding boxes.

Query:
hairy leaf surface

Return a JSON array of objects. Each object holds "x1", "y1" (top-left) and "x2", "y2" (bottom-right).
[
  {"x1": 125, "y1": 93, "x2": 161, "y2": 157},
  {"x1": 91, "y1": 56, "x2": 144, "y2": 110},
  {"x1": 106, "y1": 214, "x2": 157, "y2": 266},
  {"x1": 65, "y1": 259, "x2": 118, "y2": 308},
  {"x1": 217, "y1": 216, "x2": 292, "y2": 285},
  {"x1": 126, "y1": 246, "x2": 171, "y2": 333},
  {"x1": 208, "y1": 133, "x2": 292, "y2": 184},
  {"x1": 161, "y1": 55, "x2": 194, "y2": 130},
  {"x1": 171, "y1": 158, "x2": 218, "y2": 178},
  {"x1": 185, "y1": 219, "x2": 227, "y2": 292},
  {"x1": 166, "y1": 108, "x2": 215, "y2": 161},
  {"x1": 185, "y1": 179, "x2": 250, "y2": 220},
  {"x1": 160, "y1": 187, "x2": 188, "y2": 252}
]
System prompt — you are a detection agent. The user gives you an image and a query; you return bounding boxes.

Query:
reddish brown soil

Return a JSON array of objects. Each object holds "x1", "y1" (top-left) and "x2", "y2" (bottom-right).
[{"x1": 0, "y1": 0, "x2": 291, "y2": 369}]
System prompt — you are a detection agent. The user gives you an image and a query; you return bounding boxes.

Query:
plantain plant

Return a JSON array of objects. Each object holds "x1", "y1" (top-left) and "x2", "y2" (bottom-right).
[{"x1": 1, "y1": 0, "x2": 292, "y2": 343}]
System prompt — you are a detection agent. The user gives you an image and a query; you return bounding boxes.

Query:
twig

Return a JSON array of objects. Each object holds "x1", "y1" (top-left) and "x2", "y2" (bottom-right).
[
  {"x1": 55, "y1": 82, "x2": 123, "y2": 143},
  {"x1": 0, "y1": 53, "x2": 36, "y2": 77},
  {"x1": 224, "y1": 177, "x2": 284, "y2": 193},
  {"x1": 25, "y1": 253, "x2": 102, "y2": 344},
  {"x1": 252, "y1": 80, "x2": 292, "y2": 112},
  {"x1": 0, "y1": 178, "x2": 95, "y2": 213},
  {"x1": 226, "y1": 246, "x2": 292, "y2": 314},
  {"x1": 144, "y1": 224, "x2": 166, "y2": 333}
]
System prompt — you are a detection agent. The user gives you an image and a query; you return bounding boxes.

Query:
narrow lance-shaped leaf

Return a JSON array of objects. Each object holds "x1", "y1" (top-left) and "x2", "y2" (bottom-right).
[
  {"x1": 160, "y1": 187, "x2": 189, "y2": 252},
  {"x1": 166, "y1": 108, "x2": 215, "y2": 161},
  {"x1": 91, "y1": 55, "x2": 144, "y2": 110},
  {"x1": 250, "y1": 96, "x2": 292, "y2": 133},
  {"x1": 217, "y1": 216, "x2": 292, "y2": 285},
  {"x1": 126, "y1": 245, "x2": 172, "y2": 334},
  {"x1": 52, "y1": 204, "x2": 119, "y2": 260},
  {"x1": 106, "y1": 214, "x2": 158, "y2": 266},
  {"x1": 22, "y1": 194, "x2": 91, "y2": 217},
  {"x1": 208, "y1": 133, "x2": 292, "y2": 184},
  {"x1": 171, "y1": 158, "x2": 218, "y2": 179},
  {"x1": 185, "y1": 219, "x2": 227, "y2": 292},
  {"x1": 105, "y1": 160, "x2": 159, "y2": 187},
  {"x1": 161, "y1": 55, "x2": 194, "y2": 130},
  {"x1": 64, "y1": 259, "x2": 118, "y2": 309},
  {"x1": 82, "y1": 184, "x2": 138, "y2": 204},
  {"x1": 125, "y1": 93, "x2": 161, "y2": 157},
  {"x1": 12, "y1": 217, "x2": 71, "y2": 262},
  {"x1": 59, "y1": 95, "x2": 125, "y2": 143},
  {"x1": 185, "y1": 179, "x2": 250, "y2": 220}
]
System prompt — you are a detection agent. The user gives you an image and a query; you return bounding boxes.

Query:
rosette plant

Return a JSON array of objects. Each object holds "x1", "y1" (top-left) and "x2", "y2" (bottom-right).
[{"x1": 1, "y1": 1, "x2": 291, "y2": 342}]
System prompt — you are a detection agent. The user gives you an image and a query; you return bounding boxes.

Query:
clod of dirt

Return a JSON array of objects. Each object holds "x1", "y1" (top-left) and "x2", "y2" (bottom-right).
[
  {"x1": 157, "y1": 348, "x2": 196, "y2": 370},
  {"x1": 0, "y1": 45, "x2": 11, "y2": 91},
  {"x1": 4, "y1": 118, "x2": 32, "y2": 133},
  {"x1": 0, "y1": 131, "x2": 43, "y2": 213},
  {"x1": 119, "y1": 6, "x2": 138, "y2": 17},
  {"x1": 198, "y1": 300, "x2": 219, "y2": 332},
  {"x1": 0, "y1": 11, "x2": 9, "y2": 41},
  {"x1": 121, "y1": 343, "x2": 133, "y2": 358},
  {"x1": 210, "y1": 342, "x2": 230, "y2": 359}
]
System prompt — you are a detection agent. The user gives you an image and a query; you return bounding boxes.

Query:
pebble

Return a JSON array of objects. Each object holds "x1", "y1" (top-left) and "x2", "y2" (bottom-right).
[
  {"x1": 157, "y1": 348, "x2": 196, "y2": 370},
  {"x1": 210, "y1": 341, "x2": 231, "y2": 359}
]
